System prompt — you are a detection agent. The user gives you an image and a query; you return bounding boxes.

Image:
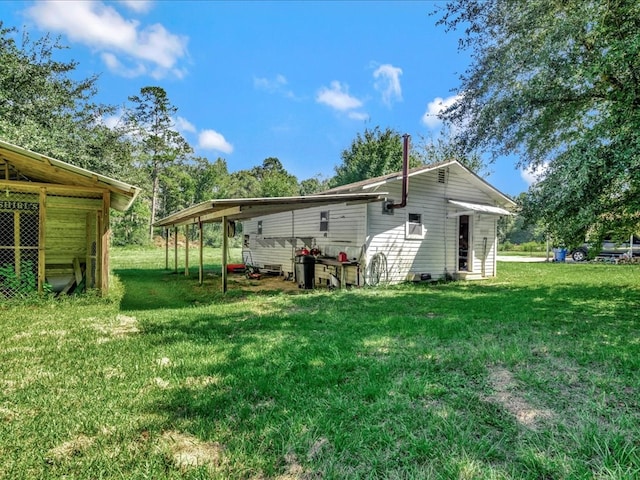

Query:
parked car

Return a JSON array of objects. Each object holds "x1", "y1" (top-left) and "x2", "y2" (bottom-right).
[{"x1": 570, "y1": 235, "x2": 640, "y2": 261}]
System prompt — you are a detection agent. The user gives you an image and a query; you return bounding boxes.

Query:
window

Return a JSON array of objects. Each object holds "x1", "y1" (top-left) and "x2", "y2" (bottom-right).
[
  {"x1": 406, "y1": 213, "x2": 424, "y2": 240},
  {"x1": 257, "y1": 220, "x2": 262, "y2": 235},
  {"x1": 320, "y1": 211, "x2": 329, "y2": 232}
]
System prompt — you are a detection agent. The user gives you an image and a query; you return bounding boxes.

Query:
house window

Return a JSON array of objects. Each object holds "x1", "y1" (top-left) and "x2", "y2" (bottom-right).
[
  {"x1": 320, "y1": 211, "x2": 329, "y2": 232},
  {"x1": 257, "y1": 220, "x2": 263, "y2": 235},
  {"x1": 406, "y1": 213, "x2": 424, "y2": 240}
]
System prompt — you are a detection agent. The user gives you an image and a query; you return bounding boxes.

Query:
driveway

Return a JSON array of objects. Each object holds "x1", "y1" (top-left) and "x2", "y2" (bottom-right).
[{"x1": 497, "y1": 255, "x2": 552, "y2": 262}]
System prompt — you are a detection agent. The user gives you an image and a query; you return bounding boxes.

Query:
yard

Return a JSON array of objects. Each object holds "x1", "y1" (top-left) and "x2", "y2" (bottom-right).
[{"x1": 0, "y1": 248, "x2": 638, "y2": 479}]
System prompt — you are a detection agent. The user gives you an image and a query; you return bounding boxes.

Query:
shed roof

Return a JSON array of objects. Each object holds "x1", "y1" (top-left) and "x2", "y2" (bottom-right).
[
  {"x1": 0, "y1": 139, "x2": 141, "y2": 211},
  {"x1": 154, "y1": 192, "x2": 388, "y2": 227}
]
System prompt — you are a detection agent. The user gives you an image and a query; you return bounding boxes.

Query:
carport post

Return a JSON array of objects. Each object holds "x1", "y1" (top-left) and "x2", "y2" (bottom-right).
[
  {"x1": 165, "y1": 227, "x2": 169, "y2": 270},
  {"x1": 174, "y1": 226, "x2": 178, "y2": 274},
  {"x1": 184, "y1": 224, "x2": 190, "y2": 276},
  {"x1": 221, "y1": 215, "x2": 228, "y2": 294},
  {"x1": 199, "y1": 221, "x2": 204, "y2": 285}
]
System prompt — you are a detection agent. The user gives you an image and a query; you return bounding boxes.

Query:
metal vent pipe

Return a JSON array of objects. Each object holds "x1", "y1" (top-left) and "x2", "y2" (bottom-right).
[{"x1": 391, "y1": 134, "x2": 410, "y2": 209}]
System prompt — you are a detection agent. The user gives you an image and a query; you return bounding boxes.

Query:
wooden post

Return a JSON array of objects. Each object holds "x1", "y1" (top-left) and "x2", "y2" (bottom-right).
[
  {"x1": 174, "y1": 226, "x2": 178, "y2": 274},
  {"x1": 14, "y1": 211, "x2": 20, "y2": 278},
  {"x1": 221, "y1": 216, "x2": 228, "y2": 294},
  {"x1": 38, "y1": 187, "x2": 46, "y2": 293},
  {"x1": 101, "y1": 191, "x2": 110, "y2": 294},
  {"x1": 199, "y1": 221, "x2": 204, "y2": 285},
  {"x1": 165, "y1": 227, "x2": 169, "y2": 270},
  {"x1": 96, "y1": 211, "x2": 103, "y2": 291},
  {"x1": 185, "y1": 224, "x2": 190, "y2": 276}
]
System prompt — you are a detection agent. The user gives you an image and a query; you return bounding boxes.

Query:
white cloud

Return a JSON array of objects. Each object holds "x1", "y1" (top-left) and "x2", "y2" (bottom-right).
[
  {"x1": 119, "y1": 0, "x2": 153, "y2": 13},
  {"x1": 198, "y1": 130, "x2": 233, "y2": 154},
  {"x1": 521, "y1": 163, "x2": 548, "y2": 186},
  {"x1": 348, "y1": 111, "x2": 370, "y2": 121},
  {"x1": 25, "y1": 1, "x2": 188, "y2": 79},
  {"x1": 253, "y1": 74, "x2": 294, "y2": 98},
  {"x1": 373, "y1": 64, "x2": 403, "y2": 106},
  {"x1": 254, "y1": 74, "x2": 287, "y2": 92},
  {"x1": 101, "y1": 52, "x2": 146, "y2": 77},
  {"x1": 316, "y1": 81, "x2": 363, "y2": 111},
  {"x1": 421, "y1": 94, "x2": 462, "y2": 128},
  {"x1": 174, "y1": 116, "x2": 196, "y2": 134}
]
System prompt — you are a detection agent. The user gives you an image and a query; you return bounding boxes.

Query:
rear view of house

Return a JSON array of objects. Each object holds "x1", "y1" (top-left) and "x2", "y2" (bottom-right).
[{"x1": 242, "y1": 160, "x2": 515, "y2": 287}]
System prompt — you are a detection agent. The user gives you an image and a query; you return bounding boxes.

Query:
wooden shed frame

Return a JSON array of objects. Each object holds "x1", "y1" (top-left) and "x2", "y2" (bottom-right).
[{"x1": 0, "y1": 140, "x2": 140, "y2": 295}]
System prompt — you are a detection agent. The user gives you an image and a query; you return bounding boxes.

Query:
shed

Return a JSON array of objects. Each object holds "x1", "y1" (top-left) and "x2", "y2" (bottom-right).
[
  {"x1": 0, "y1": 139, "x2": 141, "y2": 296},
  {"x1": 242, "y1": 160, "x2": 515, "y2": 286}
]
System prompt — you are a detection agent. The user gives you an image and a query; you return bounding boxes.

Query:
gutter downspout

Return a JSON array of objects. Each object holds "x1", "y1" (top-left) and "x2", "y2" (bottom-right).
[{"x1": 391, "y1": 134, "x2": 410, "y2": 209}]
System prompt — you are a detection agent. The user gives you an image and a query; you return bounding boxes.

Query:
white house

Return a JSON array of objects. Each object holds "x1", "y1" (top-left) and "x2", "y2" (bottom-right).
[{"x1": 241, "y1": 160, "x2": 516, "y2": 287}]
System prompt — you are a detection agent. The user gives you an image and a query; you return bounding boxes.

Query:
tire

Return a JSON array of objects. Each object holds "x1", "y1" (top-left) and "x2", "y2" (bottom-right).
[{"x1": 572, "y1": 249, "x2": 587, "y2": 262}]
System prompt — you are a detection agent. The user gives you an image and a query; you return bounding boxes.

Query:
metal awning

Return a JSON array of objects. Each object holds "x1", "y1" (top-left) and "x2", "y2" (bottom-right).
[
  {"x1": 447, "y1": 199, "x2": 512, "y2": 217},
  {"x1": 154, "y1": 192, "x2": 388, "y2": 227}
]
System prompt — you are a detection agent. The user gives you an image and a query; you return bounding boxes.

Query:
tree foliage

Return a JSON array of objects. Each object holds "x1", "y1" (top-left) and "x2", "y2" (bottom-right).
[
  {"x1": 414, "y1": 126, "x2": 487, "y2": 175},
  {"x1": 436, "y1": 0, "x2": 640, "y2": 246},
  {"x1": 0, "y1": 23, "x2": 130, "y2": 177},
  {"x1": 124, "y1": 86, "x2": 192, "y2": 240},
  {"x1": 330, "y1": 127, "x2": 423, "y2": 188}
]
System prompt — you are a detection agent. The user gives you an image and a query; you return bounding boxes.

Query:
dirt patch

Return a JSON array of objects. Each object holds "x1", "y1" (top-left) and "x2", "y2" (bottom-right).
[
  {"x1": 158, "y1": 431, "x2": 224, "y2": 472},
  {"x1": 227, "y1": 273, "x2": 303, "y2": 293},
  {"x1": 485, "y1": 366, "x2": 554, "y2": 429},
  {"x1": 45, "y1": 434, "x2": 94, "y2": 463},
  {"x1": 94, "y1": 315, "x2": 139, "y2": 341}
]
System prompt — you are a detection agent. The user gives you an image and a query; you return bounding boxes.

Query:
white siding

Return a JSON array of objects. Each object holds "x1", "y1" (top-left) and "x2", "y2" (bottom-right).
[
  {"x1": 363, "y1": 164, "x2": 506, "y2": 283},
  {"x1": 242, "y1": 203, "x2": 367, "y2": 281},
  {"x1": 242, "y1": 162, "x2": 509, "y2": 287}
]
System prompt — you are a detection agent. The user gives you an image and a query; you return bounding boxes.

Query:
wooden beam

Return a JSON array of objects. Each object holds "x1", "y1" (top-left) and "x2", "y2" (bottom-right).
[
  {"x1": 165, "y1": 227, "x2": 169, "y2": 270},
  {"x1": 96, "y1": 211, "x2": 103, "y2": 291},
  {"x1": 184, "y1": 224, "x2": 190, "y2": 277},
  {"x1": 101, "y1": 191, "x2": 110, "y2": 294},
  {"x1": 85, "y1": 213, "x2": 93, "y2": 288},
  {"x1": 38, "y1": 187, "x2": 46, "y2": 293},
  {"x1": 173, "y1": 226, "x2": 178, "y2": 274},
  {"x1": 73, "y1": 257, "x2": 83, "y2": 285},
  {"x1": 14, "y1": 211, "x2": 20, "y2": 277},
  {"x1": 221, "y1": 215, "x2": 228, "y2": 294},
  {"x1": 198, "y1": 221, "x2": 204, "y2": 285}
]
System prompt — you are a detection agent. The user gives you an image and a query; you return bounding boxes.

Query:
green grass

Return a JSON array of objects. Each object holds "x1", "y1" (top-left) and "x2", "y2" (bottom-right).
[{"x1": 1, "y1": 248, "x2": 639, "y2": 479}]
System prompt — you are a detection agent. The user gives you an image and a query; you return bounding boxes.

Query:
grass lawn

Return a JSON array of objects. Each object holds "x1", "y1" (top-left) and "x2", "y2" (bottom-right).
[{"x1": 1, "y1": 247, "x2": 638, "y2": 479}]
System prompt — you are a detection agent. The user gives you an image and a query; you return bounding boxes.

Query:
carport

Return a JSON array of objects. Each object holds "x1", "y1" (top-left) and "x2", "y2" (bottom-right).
[{"x1": 153, "y1": 193, "x2": 387, "y2": 293}]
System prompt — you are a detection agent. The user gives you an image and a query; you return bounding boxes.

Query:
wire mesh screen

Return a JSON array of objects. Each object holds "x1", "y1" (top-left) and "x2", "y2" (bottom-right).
[{"x1": 0, "y1": 192, "x2": 39, "y2": 299}]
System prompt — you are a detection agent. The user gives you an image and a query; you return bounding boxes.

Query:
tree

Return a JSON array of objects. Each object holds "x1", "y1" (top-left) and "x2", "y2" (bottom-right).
[
  {"x1": 414, "y1": 126, "x2": 487, "y2": 175},
  {"x1": 124, "y1": 86, "x2": 192, "y2": 240},
  {"x1": 299, "y1": 175, "x2": 330, "y2": 195},
  {"x1": 436, "y1": 1, "x2": 640, "y2": 246},
  {"x1": 0, "y1": 23, "x2": 130, "y2": 177},
  {"x1": 330, "y1": 127, "x2": 423, "y2": 188},
  {"x1": 251, "y1": 157, "x2": 299, "y2": 197}
]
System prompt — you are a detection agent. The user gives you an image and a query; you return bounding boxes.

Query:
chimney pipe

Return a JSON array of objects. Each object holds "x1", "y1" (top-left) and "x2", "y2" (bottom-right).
[{"x1": 391, "y1": 134, "x2": 410, "y2": 209}]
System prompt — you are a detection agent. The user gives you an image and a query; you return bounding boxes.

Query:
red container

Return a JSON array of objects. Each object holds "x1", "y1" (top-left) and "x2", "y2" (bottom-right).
[{"x1": 337, "y1": 252, "x2": 348, "y2": 262}]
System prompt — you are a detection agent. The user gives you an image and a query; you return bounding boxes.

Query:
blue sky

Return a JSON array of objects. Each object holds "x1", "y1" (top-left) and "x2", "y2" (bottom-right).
[{"x1": 2, "y1": 0, "x2": 535, "y2": 196}]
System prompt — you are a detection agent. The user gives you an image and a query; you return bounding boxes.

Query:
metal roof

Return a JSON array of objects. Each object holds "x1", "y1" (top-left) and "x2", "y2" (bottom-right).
[
  {"x1": 447, "y1": 199, "x2": 513, "y2": 216},
  {"x1": 321, "y1": 159, "x2": 515, "y2": 207},
  {"x1": 154, "y1": 192, "x2": 388, "y2": 227},
  {"x1": 0, "y1": 139, "x2": 141, "y2": 211}
]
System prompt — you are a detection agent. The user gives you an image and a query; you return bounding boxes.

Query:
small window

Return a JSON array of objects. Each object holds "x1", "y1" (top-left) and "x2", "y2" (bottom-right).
[
  {"x1": 320, "y1": 211, "x2": 329, "y2": 232},
  {"x1": 257, "y1": 220, "x2": 263, "y2": 235},
  {"x1": 406, "y1": 213, "x2": 424, "y2": 240}
]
